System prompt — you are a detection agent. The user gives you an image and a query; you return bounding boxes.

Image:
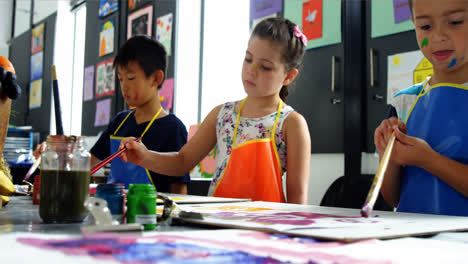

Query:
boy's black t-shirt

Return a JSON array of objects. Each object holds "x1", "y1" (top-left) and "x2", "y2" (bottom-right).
[{"x1": 91, "y1": 110, "x2": 190, "y2": 192}]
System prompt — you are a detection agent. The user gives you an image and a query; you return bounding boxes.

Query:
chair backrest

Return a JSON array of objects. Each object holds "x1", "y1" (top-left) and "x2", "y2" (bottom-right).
[{"x1": 320, "y1": 175, "x2": 393, "y2": 211}]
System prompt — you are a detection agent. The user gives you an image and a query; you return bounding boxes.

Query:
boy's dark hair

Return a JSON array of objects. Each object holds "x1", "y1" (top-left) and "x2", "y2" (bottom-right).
[
  {"x1": 251, "y1": 17, "x2": 306, "y2": 101},
  {"x1": 114, "y1": 35, "x2": 167, "y2": 89}
]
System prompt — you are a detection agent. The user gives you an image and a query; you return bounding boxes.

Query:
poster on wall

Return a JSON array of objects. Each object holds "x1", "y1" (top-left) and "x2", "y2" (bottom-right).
[
  {"x1": 31, "y1": 23, "x2": 44, "y2": 54},
  {"x1": 156, "y1": 13, "x2": 173, "y2": 56},
  {"x1": 284, "y1": 0, "x2": 341, "y2": 50},
  {"x1": 30, "y1": 51, "x2": 43, "y2": 81},
  {"x1": 302, "y1": 0, "x2": 323, "y2": 41},
  {"x1": 95, "y1": 58, "x2": 115, "y2": 98},
  {"x1": 99, "y1": 19, "x2": 115, "y2": 57},
  {"x1": 83, "y1": 65, "x2": 94, "y2": 101},
  {"x1": 127, "y1": 5, "x2": 153, "y2": 39},
  {"x1": 393, "y1": 0, "x2": 412, "y2": 23},
  {"x1": 387, "y1": 50, "x2": 433, "y2": 104},
  {"x1": 94, "y1": 98, "x2": 111, "y2": 127},
  {"x1": 159, "y1": 78, "x2": 174, "y2": 110},
  {"x1": 250, "y1": 0, "x2": 283, "y2": 21},
  {"x1": 188, "y1": 124, "x2": 217, "y2": 178},
  {"x1": 372, "y1": 0, "x2": 414, "y2": 38},
  {"x1": 98, "y1": 0, "x2": 118, "y2": 18},
  {"x1": 29, "y1": 79, "x2": 42, "y2": 109}
]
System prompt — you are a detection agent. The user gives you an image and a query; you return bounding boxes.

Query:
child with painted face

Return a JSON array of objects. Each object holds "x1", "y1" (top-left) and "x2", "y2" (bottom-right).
[
  {"x1": 120, "y1": 18, "x2": 311, "y2": 204},
  {"x1": 375, "y1": 0, "x2": 468, "y2": 216},
  {"x1": 90, "y1": 35, "x2": 190, "y2": 193}
]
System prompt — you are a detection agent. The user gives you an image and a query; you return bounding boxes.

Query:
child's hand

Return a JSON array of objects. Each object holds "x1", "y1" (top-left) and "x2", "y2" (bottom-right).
[
  {"x1": 391, "y1": 127, "x2": 434, "y2": 167},
  {"x1": 119, "y1": 137, "x2": 148, "y2": 166},
  {"x1": 374, "y1": 117, "x2": 406, "y2": 159},
  {"x1": 33, "y1": 142, "x2": 47, "y2": 160}
]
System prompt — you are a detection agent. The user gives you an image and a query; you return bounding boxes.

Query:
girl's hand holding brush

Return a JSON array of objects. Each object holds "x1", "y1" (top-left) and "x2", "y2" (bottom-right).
[{"x1": 119, "y1": 137, "x2": 149, "y2": 166}]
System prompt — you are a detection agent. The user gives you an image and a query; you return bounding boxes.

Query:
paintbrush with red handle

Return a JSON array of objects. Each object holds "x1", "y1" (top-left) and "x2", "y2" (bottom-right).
[{"x1": 90, "y1": 136, "x2": 142, "y2": 176}]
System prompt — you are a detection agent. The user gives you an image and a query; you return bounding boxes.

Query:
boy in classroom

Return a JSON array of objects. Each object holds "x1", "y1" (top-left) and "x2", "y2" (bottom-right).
[
  {"x1": 374, "y1": 0, "x2": 468, "y2": 216},
  {"x1": 90, "y1": 35, "x2": 190, "y2": 193},
  {"x1": 120, "y1": 17, "x2": 311, "y2": 204}
]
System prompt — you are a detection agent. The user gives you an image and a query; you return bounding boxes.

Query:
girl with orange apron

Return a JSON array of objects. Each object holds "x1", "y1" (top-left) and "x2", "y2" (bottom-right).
[{"x1": 213, "y1": 98, "x2": 285, "y2": 202}]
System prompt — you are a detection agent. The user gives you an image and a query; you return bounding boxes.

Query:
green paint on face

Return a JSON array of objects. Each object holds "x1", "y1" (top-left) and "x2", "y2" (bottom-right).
[{"x1": 421, "y1": 38, "x2": 429, "y2": 48}]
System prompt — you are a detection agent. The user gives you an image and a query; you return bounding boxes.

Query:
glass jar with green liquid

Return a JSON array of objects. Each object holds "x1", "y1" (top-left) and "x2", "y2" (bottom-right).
[
  {"x1": 126, "y1": 184, "x2": 157, "y2": 230},
  {"x1": 39, "y1": 135, "x2": 90, "y2": 223}
]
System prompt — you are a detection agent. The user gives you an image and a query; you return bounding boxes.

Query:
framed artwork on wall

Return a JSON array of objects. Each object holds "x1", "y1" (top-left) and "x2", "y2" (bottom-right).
[{"x1": 127, "y1": 5, "x2": 153, "y2": 39}]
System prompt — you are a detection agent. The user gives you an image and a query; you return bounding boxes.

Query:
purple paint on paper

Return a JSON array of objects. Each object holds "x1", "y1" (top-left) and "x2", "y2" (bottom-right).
[
  {"x1": 211, "y1": 211, "x2": 362, "y2": 226},
  {"x1": 250, "y1": 0, "x2": 283, "y2": 20},
  {"x1": 393, "y1": 0, "x2": 412, "y2": 23}
]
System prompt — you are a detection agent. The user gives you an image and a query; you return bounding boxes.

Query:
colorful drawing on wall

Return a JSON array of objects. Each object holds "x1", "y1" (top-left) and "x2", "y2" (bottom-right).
[
  {"x1": 127, "y1": 5, "x2": 153, "y2": 39},
  {"x1": 371, "y1": 0, "x2": 414, "y2": 38},
  {"x1": 83, "y1": 66, "x2": 94, "y2": 101},
  {"x1": 387, "y1": 50, "x2": 433, "y2": 104},
  {"x1": 393, "y1": 0, "x2": 412, "y2": 23},
  {"x1": 94, "y1": 98, "x2": 111, "y2": 127},
  {"x1": 31, "y1": 23, "x2": 44, "y2": 54},
  {"x1": 159, "y1": 78, "x2": 174, "y2": 110},
  {"x1": 128, "y1": 0, "x2": 147, "y2": 11},
  {"x1": 95, "y1": 58, "x2": 115, "y2": 98},
  {"x1": 302, "y1": 0, "x2": 323, "y2": 41},
  {"x1": 17, "y1": 229, "x2": 394, "y2": 264},
  {"x1": 99, "y1": 19, "x2": 114, "y2": 57},
  {"x1": 98, "y1": 0, "x2": 118, "y2": 18},
  {"x1": 188, "y1": 124, "x2": 217, "y2": 178},
  {"x1": 29, "y1": 79, "x2": 42, "y2": 109},
  {"x1": 250, "y1": 0, "x2": 283, "y2": 20},
  {"x1": 30, "y1": 51, "x2": 43, "y2": 81},
  {"x1": 284, "y1": 0, "x2": 341, "y2": 50},
  {"x1": 156, "y1": 13, "x2": 173, "y2": 56}
]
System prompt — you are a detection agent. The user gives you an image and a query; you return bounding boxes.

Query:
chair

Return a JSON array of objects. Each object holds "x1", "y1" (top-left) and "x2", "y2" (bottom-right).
[{"x1": 320, "y1": 175, "x2": 393, "y2": 211}]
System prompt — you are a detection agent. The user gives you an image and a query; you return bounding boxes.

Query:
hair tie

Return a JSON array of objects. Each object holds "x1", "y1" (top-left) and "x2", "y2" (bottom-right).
[{"x1": 294, "y1": 25, "x2": 308, "y2": 46}]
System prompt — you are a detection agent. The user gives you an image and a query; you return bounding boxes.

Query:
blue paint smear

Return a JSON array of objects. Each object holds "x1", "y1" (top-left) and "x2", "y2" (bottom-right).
[
  {"x1": 448, "y1": 58, "x2": 457, "y2": 68},
  {"x1": 47, "y1": 239, "x2": 290, "y2": 263}
]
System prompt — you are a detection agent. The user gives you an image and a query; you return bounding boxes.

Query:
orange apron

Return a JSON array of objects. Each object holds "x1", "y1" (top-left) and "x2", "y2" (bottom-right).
[{"x1": 213, "y1": 98, "x2": 285, "y2": 202}]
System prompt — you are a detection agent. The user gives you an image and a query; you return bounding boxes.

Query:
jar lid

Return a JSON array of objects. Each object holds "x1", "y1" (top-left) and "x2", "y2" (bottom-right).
[{"x1": 96, "y1": 183, "x2": 124, "y2": 193}]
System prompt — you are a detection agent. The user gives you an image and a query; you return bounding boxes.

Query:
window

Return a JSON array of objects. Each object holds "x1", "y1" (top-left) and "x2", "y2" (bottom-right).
[{"x1": 50, "y1": 1, "x2": 86, "y2": 136}]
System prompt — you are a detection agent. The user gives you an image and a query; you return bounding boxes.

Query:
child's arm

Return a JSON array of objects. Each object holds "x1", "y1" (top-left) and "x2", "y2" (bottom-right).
[
  {"x1": 374, "y1": 117, "x2": 406, "y2": 207},
  {"x1": 283, "y1": 112, "x2": 310, "y2": 204},
  {"x1": 120, "y1": 105, "x2": 222, "y2": 176},
  {"x1": 392, "y1": 128, "x2": 468, "y2": 198}
]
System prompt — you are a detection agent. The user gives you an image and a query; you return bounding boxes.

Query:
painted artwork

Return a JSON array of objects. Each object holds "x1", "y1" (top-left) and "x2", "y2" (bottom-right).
[
  {"x1": 387, "y1": 50, "x2": 433, "y2": 103},
  {"x1": 302, "y1": 0, "x2": 323, "y2": 41},
  {"x1": 393, "y1": 0, "x2": 412, "y2": 23},
  {"x1": 29, "y1": 79, "x2": 42, "y2": 109},
  {"x1": 156, "y1": 13, "x2": 173, "y2": 56},
  {"x1": 31, "y1": 23, "x2": 44, "y2": 54},
  {"x1": 83, "y1": 66, "x2": 94, "y2": 101},
  {"x1": 127, "y1": 5, "x2": 153, "y2": 39},
  {"x1": 188, "y1": 124, "x2": 217, "y2": 178},
  {"x1": 95, "y1": 58, "x2": 115, "y2": 98},
  {"x1": 175, "y1": 201, "x2": 468, "y2": 241},
  {"x1": 99, "y1": 19, "x2": 114, "y2": 57},
  {"x1": 94, "y1": 98, "x2": 111, "y2": 127},
  {"x1": 159, "y1": 78, "x2": 174, "y2": 110},
  {"x1": 284, "y1": 0, "x2": 341, "y2": 50},
  {"x1": 30, "y1": 51, "x2": 43, "y2": 81},
  {"x1": 156, "y1": 192, "x2": 249, "y2": 204},
  {"x1": 371, "y1": 0, "x2": 414, "y2": 38},
  {"x1": 16, "y1": 230, "x2": 392, "y2": 263},
  {"x1": 250, "y1": 0, "x2": 283, "y2": 20},
  {"x1": 128, "y1": 0, "x2": 147, "y2": 11},
  {"x1": 98, "y1": 0, "x2": 118, "y2": 18},
  {"x1": 9, "y1": 229, "x2": 468, "y2": 263}
]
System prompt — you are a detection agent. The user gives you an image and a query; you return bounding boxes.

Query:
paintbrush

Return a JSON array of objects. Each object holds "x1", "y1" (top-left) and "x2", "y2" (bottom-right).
[
  {"x1": 89, "y1": 136, "x2": 142, "y2": 176},
  {"x1": 361, "y1": 132, "x2": 396, "y2": 218},
  {"x1": 23, "y1": 156, "x2": 41, "y2": 181},
  {"x1": 158, "y1": 193, "x2": 203, "y2": 220}
]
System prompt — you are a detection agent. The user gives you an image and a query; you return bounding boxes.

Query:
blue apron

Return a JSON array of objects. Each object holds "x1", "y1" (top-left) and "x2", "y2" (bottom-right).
[
  {"x1": 397, "y1": 82, "x2": 468, "y2": 216},
  {"x1": 107, "y1": 108, "x2": 162, "y2": 188}
]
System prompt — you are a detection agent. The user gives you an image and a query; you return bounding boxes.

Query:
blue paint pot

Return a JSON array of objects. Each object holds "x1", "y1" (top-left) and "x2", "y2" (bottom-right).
[{"x1": 95, "y1": 183, "x2": 124, "y2": 221}]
